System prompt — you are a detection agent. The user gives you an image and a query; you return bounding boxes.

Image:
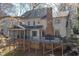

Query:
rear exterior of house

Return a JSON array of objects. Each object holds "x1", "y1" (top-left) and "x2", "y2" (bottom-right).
[
  {"x1": 7, "y1": 8, "x2": 71, "y2": 55},
  {"x1": 9, "y1": 7, "x2": 69, "y2": 41},
  {"x1": 20, "y1": 18, "x2": 47, "y2": 39}
]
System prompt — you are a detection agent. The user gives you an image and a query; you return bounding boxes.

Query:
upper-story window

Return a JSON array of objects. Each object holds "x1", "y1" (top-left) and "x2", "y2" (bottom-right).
[
  {"x1": 19, "y1": 22, "x2": 22, "y2": 25},
  {"x1": 55, "y1": 30, "x2": 60, "y2": 37},
  {"x1": 38, "y1": 21, "x2": 40, "y2": 24},
  {"x1": 33, "y1": 21, "x2": 35, "y2": 25},
  {"x1": 28, "y1": 21, "x2": 30, "y2": 25}
]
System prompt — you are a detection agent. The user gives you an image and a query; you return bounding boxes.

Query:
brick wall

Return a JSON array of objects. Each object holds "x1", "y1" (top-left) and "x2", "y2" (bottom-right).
[{"x1": 46, "y1": 7, "x2": 54, "y2": 35}]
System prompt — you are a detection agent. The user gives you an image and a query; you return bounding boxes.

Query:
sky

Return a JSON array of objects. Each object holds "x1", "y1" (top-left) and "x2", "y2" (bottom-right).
[
  {"x1": 12, "y1": 3, "x2": 60, "y2": 16},
  {"x1": 0, "y1": 3, "x2": 60, "y2": 16},
  {"x1": 12, "y1": 3, "x2": 30, "y2": 16},
  {"x1": 0, "y1": 3, "x2": 30, "y2": 16}
]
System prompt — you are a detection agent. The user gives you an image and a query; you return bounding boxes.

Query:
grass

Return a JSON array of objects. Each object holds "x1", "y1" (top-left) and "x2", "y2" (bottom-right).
[
  {"x1": 4, "y1": 51, "x2": 14, "y2": 56},
  {"x1": 4, "y1": 50, "x2": 27, "y2": 56}
]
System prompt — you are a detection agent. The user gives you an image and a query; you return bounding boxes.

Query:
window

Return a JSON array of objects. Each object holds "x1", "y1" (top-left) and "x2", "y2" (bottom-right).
[
  {"x1": 38, "y1": 21, "x2": 40, "y2": 24},
  {"x1": 32, "y1": 31, "x2": 37, "y2": 37},
  {"x1": 20, "y1": 31, "x2": 24, "y2": 39},
  {"x1": 55, "y1": 30, "x2": 60, "y2": 37},
  {"x1": 42, "y1": 30, "x2": 45, "y2": 37},
  {"x1": 19, "y1": 22, "x2": 22, "y2": 25},
  {"x1": 28, "y1": 21, "x2": 30, "y2": 25},
  {"x1": 33, "y1": 21, "x2": 35, "y2": 25}
]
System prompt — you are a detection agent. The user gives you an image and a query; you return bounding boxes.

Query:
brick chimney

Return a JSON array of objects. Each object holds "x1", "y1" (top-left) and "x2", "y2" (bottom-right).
[{"x1": 46, "y1": 7, "x2": 54, "y2": 36}]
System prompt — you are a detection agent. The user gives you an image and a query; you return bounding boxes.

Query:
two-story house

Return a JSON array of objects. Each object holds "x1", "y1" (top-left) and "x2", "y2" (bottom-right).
[{"x1": 9, "y1": 7, "x2": 69, "y2": 41}]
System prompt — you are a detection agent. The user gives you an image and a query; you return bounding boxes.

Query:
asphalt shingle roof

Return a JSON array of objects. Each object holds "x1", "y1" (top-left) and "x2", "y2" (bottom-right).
[
  {"x1": 22, "y1": 8, "x2": 47, "y2": 19},
  {"x1": 22, "y1": 7, "x2": 69, "y2": 19}
]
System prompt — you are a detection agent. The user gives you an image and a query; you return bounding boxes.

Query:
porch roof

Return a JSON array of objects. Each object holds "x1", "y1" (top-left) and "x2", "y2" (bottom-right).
[
  {"x1": 21, "y1": 25, "x2": 43, "y2": 29},
  {"x1": 11, "y1": 25, "x2": 43, "y2": 30}
]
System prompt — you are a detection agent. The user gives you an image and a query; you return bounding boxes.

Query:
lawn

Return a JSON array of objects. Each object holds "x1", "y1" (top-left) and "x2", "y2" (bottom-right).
[{"x1": 4, "y1": 50, "x2": 27, "y2": 56}]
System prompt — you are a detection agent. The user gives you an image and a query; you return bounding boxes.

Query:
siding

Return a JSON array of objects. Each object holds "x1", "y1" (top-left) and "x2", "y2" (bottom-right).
[{"x1": 53, "y1": 17, "x2": 67, "y2": 37}]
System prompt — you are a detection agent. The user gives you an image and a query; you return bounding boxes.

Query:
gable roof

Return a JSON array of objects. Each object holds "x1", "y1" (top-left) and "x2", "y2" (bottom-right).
[
  {"x1": 22, "y1": 8, "x2": 47, "y2": 19},
  {"x1": 22, "y1": 7, "x2": 69, "y2": 19}
]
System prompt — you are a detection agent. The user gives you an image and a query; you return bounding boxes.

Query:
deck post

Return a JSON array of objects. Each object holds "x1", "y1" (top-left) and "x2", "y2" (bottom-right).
[
  {"x1": 27, "y1": 30, "x2": 30, "y2": 53},
  {"x1": 35, "y1": 43, "x2": 37, "y2": 55},
  {"x1": 8, "y1": 30, "x2": 10, "y2": 52},
  {"x1": 14, "y1": 30, "x2": 18, "y2": 50},
  {"x1": 9, "y1": 30, "x2": 13, "y2": 52},
  {"x1": 52, "y1": 43, "x2": 54, "y2": 55},
  {"x1": 29, "y1": 40, "x2": 31, "y2": 53},
  {"x1": 14, "y1": 30, "x2": 16, "y2": 50},
  {"x1": 15, "y1": 30, "x2": 17, "y2": 50},
  {"x1": 43, "y1": 43, "x2": 45, "y2": 56},
  {"x1": 23, "y1": 30, "x2": 26, "y2": 52},
  {"x1": 17, "y1": 30, "x2": 19, "y2": 49},
  {"x1": 62, "y1": 43, "x2": 63, "y2": 56}
]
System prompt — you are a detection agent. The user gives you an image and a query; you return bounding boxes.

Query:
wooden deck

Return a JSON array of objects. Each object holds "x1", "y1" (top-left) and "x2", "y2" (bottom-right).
[{"x1": 14, "y1": 39, "x2": 64, "y2": 56}]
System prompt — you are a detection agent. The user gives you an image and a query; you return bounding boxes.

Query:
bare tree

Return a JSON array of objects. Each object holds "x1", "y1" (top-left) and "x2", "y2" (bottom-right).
[
  {"x1": 0, "y1": 3, "x2": 18, "y2": 16},
  {"x1": 0, "y1": 4, "x2": 7, "y2": 16}
]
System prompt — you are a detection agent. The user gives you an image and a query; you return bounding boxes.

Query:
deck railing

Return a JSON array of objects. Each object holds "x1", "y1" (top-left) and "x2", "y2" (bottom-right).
[
  {"x1": 25, "y1": 36, "x2": 63, "y2": 44},
  {"x1": 9, "y1": 36, "x2": 69, "y2": 44}
]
